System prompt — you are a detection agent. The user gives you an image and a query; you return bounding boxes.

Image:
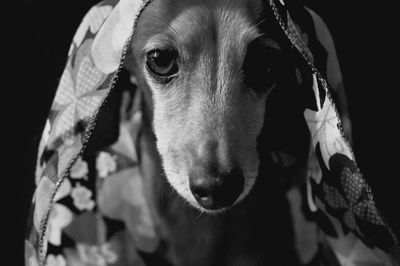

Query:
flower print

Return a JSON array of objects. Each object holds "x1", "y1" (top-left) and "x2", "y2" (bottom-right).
[
  {"x1": 100, "y1": 243, "x2": 118, "y2": 263},
  {"x1": 318, "y1": 153, "x2": 384, "y2": 238},
  {"x1": 71, "y1": 183, "x2": 95, "y2": 211},
  {"x1": 45, "y1": 254, "x2": 66, "y2": 266},
  {"x1": 50, "y1": 39, "x2": 107, "y2": 142},
  {"x1": 25, "y1": 240, "x2": 40, "y2": 266},
  {"x1": 96, "y1": 152, "x2": 117, "y2": 178},
  {"x1": 27, "y1": 256, "x2": 40, "y2": 266},
  {"x1": 77, "y1": 243, "x2": 117, "y2": 265},
  {"x1": 304, "y1": 76, "x2": 353, "y2": 170},
  {"x1": 98, "y1": 168, "x2": 159, "y2": 253},
  {"x1": 73, "y1": 5, "x2": 113, "y2": 47},
  {"x1": 48, "y1": 204, "x2": 73, "y2": 246},
  {"x1": 34, "y1": 178, "x2": 71, "y2": 231},
  {"x1": 45, "y1": 179, "x2": 73, "y2": 246},
  {"x1": 91, "y1": 0, "x2": 148, "y2": 74},
  {"x1": 70, "y1": 157, "x2": 89, "y2": 179}
]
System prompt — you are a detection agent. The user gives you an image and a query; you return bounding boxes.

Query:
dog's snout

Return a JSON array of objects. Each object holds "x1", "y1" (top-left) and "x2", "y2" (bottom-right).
[{"x1": 189, "y1": 167, "x2": 244, "y2": 210}]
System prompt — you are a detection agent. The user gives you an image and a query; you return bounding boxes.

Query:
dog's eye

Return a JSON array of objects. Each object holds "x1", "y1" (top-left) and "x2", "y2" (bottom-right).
[
  {"x1": 243, "y1": 39, "x2": 279, "y2": 94},
  {"x1": 146, "y1": 49, "x2": 178, "y2": 82}
]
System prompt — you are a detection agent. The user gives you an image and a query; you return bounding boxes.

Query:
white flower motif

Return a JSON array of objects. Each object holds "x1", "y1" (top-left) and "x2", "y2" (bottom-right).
[
  {"x1": 45, "y1": 254, "x2": 67, "y2": 266},
  {"x1": 304, "y1": 75, "x2": 353, "y2": 170},
  {"x1": 96, "y1": 152, "x2": 117, "y2": 178},
  {"x1": 71, "y1": 183, "x2": 95, "y2": 211},
  {"x1": 100, "y1": 243, "x2": 118, "y2": 263},
  {"x1": 77, "y1": 243, "x2": 117, "y2": 266},
  {"x1": 73, "y1": 5, "x2": 113, "y2": 47},
  {"x1": 70, "y1": 157, "x2": 89, "y2": 179}
]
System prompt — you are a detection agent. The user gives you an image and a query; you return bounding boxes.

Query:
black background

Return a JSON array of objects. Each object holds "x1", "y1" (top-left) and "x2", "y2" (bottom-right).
[{"x1": 10, "y1": 0, "x2": 399, "y2": 265}]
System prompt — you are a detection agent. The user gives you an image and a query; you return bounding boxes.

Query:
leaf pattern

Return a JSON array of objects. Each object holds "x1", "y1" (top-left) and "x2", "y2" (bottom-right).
[
  {"x1": 304, "y1": 75, "x2": 353, "y2": 171},
  {"x1": 314, "y1": 152, "x2": 388, "y2": 247},
  {"x1": 48, "y1": 204, "x2": 73, "y2": 246},
  {"x1": 70, "y1": 156, "x2": 89, "y2": 179},
  {"x1": 73, "y1": 5, "x2": 113, "y2": 47}
]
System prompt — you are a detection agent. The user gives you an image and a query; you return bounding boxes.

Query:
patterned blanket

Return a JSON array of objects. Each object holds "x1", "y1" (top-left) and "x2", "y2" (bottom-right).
[{"x1": 25, "y1": 0, "x2": 399, "y2": 265}]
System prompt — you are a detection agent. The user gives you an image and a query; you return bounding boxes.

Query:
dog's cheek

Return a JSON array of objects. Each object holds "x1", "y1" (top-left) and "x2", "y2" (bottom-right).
[
  {"x1": 161, "y1": 146, "x2": 199, "y2": 206},
  {"x1": 152, "y1": 95, "x2": 190, "y2": 184},
  {"x1": 152, "y1": 92, "x2": 175, "y2": 153},
  {"x1": 154, "y1": 116, "x2": 184, "y2": 166},
  {"x1": 154, "y1": 126, "x2": 189, "y2": 198},
  {"x1": 153, "y1": 115, "x2": 169, "y2": 156},
  {"x1": 239, "y1": 94, "x2": 267, "y2": 192}
]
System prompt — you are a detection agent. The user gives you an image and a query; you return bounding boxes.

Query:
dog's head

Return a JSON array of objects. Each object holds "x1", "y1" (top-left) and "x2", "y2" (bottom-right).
[{"x1": 127, "y1": 0, "x2": 284, "y2": 212}]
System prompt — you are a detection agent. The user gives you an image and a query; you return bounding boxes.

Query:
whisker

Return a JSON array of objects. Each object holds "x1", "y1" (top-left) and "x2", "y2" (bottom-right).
[
  {"x1": 255, "y1": 17, "x2": 269, "y2": 28},
  {"x1": 195, "y1": 210, "x2": 205, "y2": 219}
]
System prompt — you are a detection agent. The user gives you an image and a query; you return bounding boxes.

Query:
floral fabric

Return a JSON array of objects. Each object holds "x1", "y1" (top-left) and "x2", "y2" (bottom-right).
[
  {"x1": 26, "y1": 0, "x2": 399, "y2": 265},
  {"x1": 268, "y1": 0, "x2": 399, "y2": 264}
]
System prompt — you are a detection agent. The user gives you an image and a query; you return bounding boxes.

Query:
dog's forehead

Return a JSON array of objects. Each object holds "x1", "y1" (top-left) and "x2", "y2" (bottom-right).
[
  {"x1": 175, "y1": 6, "x2": 261, "y2": 51},
  {"x1": 147, "y1": 0, "x2": 265, "y2": 24},
  {"x1": 136, "y1": 0, "x2": 267, "y2": 54}
]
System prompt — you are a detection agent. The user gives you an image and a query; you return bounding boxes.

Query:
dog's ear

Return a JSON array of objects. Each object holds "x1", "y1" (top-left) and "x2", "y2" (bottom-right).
[
  {"x1": 257, "y1": 61, "x2": 311, "y2": 169},
  {"x1": 252, "y1": 32, "x2": 311, "y2": 168},
  {"x1": 256, "y1": 1, "x2": 333, "y2": 169}
]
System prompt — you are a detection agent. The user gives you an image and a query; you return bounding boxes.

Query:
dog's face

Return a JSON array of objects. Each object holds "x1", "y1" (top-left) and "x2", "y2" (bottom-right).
[{"x1": 127, "y1": 0, "x2": 281, "y2": 212}]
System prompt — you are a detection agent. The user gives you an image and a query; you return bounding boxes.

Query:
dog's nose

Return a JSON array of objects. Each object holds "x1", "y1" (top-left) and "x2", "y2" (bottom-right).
[{"x1": 189, "y1": 167, "x2": 244, "y2": 210}]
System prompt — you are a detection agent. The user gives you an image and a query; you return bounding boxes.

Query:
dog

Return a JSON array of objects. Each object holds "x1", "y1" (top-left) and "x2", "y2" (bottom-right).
[
  {"x1": 125, "y1": 0, "x2": 284, "y2": 212},
  {"x1": 123, "y1": 0, "x2": 338, "y2": 264}
]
